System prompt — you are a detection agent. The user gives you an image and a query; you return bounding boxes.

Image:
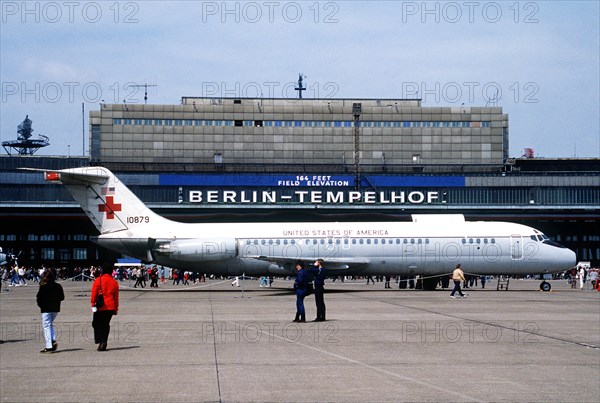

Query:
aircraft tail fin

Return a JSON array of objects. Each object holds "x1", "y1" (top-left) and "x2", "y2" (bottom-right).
[{"x1": 41, "y1": 166, "x2": 166, "y2": 235}]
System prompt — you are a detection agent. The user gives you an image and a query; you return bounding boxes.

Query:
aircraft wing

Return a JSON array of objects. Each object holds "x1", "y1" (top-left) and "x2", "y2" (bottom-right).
[{"x1": 247, "y1": 255, "x2": 370, "y2": 271}]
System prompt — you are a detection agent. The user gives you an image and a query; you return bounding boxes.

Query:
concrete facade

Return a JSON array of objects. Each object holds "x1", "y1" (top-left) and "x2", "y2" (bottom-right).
[{"x1": 90, "y1": 98, "x2": 508, "y2": 166}]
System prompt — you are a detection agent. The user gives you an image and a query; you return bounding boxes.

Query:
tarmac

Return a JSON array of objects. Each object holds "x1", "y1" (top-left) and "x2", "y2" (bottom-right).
[{"x1": 1, "y1": 277, "x2": 599, "y2": 403}]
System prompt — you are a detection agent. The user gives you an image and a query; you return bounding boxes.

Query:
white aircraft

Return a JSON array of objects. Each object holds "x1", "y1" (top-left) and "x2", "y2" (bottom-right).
[{"x1": 34, "y1": 166, "x2": 575, "y2": 291}]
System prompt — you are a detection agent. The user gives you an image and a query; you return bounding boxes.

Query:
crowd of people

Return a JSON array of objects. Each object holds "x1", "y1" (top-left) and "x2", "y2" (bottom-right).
[{"x1": 0, "y1": 264, "x2": 209, "y2": 288}]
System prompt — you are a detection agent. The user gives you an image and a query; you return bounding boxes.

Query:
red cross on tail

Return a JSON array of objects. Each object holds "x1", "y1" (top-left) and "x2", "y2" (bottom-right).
[{"x1": 98, "y1": 196, "x2": 122, "y2": 219}]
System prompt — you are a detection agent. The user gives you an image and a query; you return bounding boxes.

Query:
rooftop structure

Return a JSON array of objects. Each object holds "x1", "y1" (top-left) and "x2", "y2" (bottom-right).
[
  {"x1": 2, "y1": 115, "x2": 50, "y2": 155},
  {"x1": 90, "y1": 97, "x2": 508, "y2": 170}
]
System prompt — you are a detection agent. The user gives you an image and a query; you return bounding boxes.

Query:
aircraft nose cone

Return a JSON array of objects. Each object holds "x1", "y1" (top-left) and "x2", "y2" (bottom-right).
[{"x1": 563, "y1": 248, "x2": 577, "y2": 269}]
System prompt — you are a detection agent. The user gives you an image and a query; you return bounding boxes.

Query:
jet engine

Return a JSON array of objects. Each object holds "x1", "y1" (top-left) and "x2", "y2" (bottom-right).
[{"x1": 151, "y1": 238, "x2": 238, "y2": 263}]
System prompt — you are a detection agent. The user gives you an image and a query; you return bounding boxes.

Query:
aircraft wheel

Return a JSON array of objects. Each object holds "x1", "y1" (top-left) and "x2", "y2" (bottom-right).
[{"x1": 540, "y1": 281, "x2": 551, "y2": 292}]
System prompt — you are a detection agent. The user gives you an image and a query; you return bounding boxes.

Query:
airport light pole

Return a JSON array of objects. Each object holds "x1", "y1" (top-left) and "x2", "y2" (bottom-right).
[{"x1": 352, "y1": 103, "x2": 362, "y2": 190}]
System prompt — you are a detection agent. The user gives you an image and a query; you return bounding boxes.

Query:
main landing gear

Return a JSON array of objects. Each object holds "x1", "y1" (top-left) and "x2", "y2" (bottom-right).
[{"x1": 539, "y1": 279, "x2": 552, "y2": 292}]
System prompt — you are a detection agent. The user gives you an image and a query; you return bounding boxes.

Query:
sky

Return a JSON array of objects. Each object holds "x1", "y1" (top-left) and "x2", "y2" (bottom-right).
[{"x1": 1, "y1": 0, "x2": 599, "y2": 158}]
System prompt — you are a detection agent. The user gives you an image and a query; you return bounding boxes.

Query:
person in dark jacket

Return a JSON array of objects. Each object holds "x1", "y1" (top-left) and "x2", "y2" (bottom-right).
[
  {"x1": 308, "y1": 259, "x2": 327, "y2": 321},
  {"x1": 36, "y1": 269, "x2": 65, "y2": 353},
  {"x1": 91, "y1": 263, "x2": 119, "y2": 351},
  {"x1": 293, "y1": 261, "x2": 308, "y2": 322}
]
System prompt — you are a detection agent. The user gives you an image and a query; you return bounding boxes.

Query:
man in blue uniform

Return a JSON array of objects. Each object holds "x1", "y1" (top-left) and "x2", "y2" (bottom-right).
[
  {"x1": 308, "y1": 259, "x2": 327, "y2": 321},
  {"x1": 293, "y1": 261, "x2": 308, "y2": 322}
]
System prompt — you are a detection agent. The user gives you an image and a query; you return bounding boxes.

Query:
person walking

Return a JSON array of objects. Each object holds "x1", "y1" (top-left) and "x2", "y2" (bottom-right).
[
  {"x1": 36, "y1": 269, "x2": 65, "y2": 353},
  {"x1": 91, "y1": 263, "x2": 119, "y2": 351},
  {"x1": 308, "y1": 259, "x2": 327, "y2": 321},
  {"x1": 293, "y1": 261, "x2": 309, "y2": 323},
  {"x1": 450, "y1": 264, "x2": 467, "y2": 299}
]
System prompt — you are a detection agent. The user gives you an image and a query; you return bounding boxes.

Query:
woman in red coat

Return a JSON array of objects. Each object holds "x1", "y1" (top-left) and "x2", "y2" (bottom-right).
[{"x1": 90, "y1": 263, "x2": 119, "y2": 351}]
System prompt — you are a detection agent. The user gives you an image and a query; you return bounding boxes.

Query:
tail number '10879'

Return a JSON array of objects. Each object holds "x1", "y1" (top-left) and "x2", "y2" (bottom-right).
[{"x1": 127, "y1": 216, "x2": 150, "y2": 224}]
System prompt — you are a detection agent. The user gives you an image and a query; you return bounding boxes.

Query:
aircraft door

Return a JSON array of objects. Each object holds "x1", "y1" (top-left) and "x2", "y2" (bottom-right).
[{"x1": 510, "y1": 235, "x2": 523, "y2": 260}]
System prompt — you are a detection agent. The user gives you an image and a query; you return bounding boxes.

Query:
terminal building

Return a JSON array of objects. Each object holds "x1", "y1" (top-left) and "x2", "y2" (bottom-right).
[{"x1": 0, "y1": 96, "x2": 598, "y2": 269}]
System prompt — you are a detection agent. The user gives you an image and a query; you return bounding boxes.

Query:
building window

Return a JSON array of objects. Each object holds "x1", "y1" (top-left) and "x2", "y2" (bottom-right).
[
  {"x1": 41, "y1": 248, "x2": 54, "y2": 260},
  {"x1": 73, "y1": 248, "x2": 87, "y2": 260}
]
